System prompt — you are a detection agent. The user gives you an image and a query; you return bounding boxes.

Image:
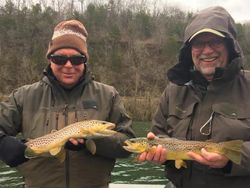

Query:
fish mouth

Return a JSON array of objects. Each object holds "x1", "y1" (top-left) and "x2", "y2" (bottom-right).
[
  {"x1": 124, "y1": 140, "x2": 132, "y2": 145},
  {"x1": 123, "y1": 140, "x2": 141, "y2": 153},
  {"x1": 90, "y1": 122, "x2": 117, "y2": 137},
  {"x1": 105, "y1": 123, "x2": 116, "y2": 130},
  {"x1": 123, "y1": 146, "x2": 136, "y2": 153}
]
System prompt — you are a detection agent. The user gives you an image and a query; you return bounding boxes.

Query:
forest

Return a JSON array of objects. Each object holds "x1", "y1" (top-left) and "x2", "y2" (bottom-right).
[{"x1": 1, "y1": 0, "x2": 250, "y2": 120}]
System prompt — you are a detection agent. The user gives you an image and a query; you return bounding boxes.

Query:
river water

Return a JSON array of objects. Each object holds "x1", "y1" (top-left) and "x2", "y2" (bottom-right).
[{"x1": 0, "y1": 122, "x2": 168, "y2": 187}]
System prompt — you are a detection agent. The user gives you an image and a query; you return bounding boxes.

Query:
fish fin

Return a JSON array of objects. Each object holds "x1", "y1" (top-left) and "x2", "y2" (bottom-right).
[
  {"x1": 86, "y1": 139, "x2": 96, "y2": 155},
  {"x1": 25, "y1": 147, "x2": 39, "y2": 159},
  {"x1": 222, "y1": 140, "x2": 243, "y2": 164},
  {"x1": 175, "y1": 160, "x2": 187, "y2": 169},
  {"x1": 51, "y1": 129, "x2": 58, "y2": 133},
  {"x1": 55, "y1": 148, "x2": 66, "y2": 163},
  {"x1": 49, "y1": 147, "x2": 62, "y2": 156}
]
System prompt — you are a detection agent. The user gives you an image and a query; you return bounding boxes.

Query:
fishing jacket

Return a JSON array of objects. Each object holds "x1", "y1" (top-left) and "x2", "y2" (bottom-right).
[
  {"x1": 152, "y1": 6, "x2": 250, "y2": 188},
  {"x1": 0, "y1": 65, "x2": 135, "y2": 188}
]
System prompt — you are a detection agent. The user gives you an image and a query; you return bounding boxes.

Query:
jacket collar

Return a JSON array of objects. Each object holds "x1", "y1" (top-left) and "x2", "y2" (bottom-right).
[
  {"x1": 168, "y1": 57, "x2": 241, "y2": 86},
  {"x1": 42, "y1": 65, "x2": 93, "y2": 91}
]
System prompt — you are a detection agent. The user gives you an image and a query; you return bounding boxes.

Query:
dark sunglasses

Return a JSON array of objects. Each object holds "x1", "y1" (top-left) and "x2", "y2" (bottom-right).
[{"x1": 48, "y1": 54, "x2": 87, "y2": 65}]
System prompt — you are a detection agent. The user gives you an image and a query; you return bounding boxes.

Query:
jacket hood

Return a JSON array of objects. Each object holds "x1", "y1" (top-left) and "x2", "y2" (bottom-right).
[{"x1": 167, "y1": 6, "x2": 244, "y2": 85}]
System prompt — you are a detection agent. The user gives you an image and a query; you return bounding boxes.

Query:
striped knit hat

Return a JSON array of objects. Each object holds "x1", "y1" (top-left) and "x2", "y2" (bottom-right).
[{"x1": 46, "y1": 19, "x2": 88, "y2": 59}]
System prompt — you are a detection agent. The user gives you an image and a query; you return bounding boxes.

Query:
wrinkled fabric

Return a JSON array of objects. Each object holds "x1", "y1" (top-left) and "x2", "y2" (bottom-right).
[
  {"x1": 152, "y1": 6, "x2": 250, "y2": 188},
  {"x1": 0, "y1": 65, "x2": 135, "y2": 188}
]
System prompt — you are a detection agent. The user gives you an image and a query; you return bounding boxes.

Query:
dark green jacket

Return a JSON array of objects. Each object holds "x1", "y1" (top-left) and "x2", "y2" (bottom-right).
[
  {"x1": 0, "y1": 66, "x2": 135, "y2": 188},
  {"x1": 152, "y1": 6, "x2": 250, "y2": 188}
]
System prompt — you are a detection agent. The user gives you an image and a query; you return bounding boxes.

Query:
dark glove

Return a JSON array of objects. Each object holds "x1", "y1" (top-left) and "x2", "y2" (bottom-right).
[
  {"x1": 0, "y1": 136, "x2": 29, "y2": 167},
  {"x1": 64, "y1": 140, "x2": 86, "y2": 151}
]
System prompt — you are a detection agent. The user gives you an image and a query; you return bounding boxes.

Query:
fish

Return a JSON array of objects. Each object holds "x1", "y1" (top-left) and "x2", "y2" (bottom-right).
[
  {"x1": 123, "y1": 137, "x2": 243, "y2": 169},
  {"x1": 25, "y1": 120, "x2": 117, "y2": 162}
]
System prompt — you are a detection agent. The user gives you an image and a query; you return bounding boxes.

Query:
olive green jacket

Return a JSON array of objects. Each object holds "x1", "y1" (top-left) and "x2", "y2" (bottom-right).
[
  {"x1": 0, "y1": 66, "x2": 135, "y2": 188},
  {"x1": 152, "y1": 6, "x2": 250, "y2": 188}
]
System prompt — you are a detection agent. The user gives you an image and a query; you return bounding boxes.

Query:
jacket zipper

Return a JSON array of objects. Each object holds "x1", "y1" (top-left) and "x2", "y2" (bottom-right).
[
  {"x1": 63, "y1": 104, "x2": 69, "y2": 188},
  {"x1": 55, "y1": 113, "x2": 59, "y2": 130},
  {"x1": 186, "y1": 103, "x2": 198, "y2": 140}
]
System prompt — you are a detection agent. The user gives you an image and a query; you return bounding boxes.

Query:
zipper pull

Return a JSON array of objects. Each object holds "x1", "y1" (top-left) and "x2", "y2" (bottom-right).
[{"x1": 63, "y1": 104, "x2": 68, "y2": 116}]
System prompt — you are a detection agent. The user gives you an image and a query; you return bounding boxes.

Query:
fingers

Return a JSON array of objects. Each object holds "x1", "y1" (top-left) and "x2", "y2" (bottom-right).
[
  {"x1": 139, "y1": 133, "x2": 167, "y2": 164},
  {"x1": 146, "y1": 146, "x2": 157, "y2": 161},
  {"x1": 138, "y1": 145, "x2": 166, "y2": 164},
  {"x1": 78, "y1": 138, "x2": 84, "y2": 144},
  {"x1": 201, "y1": 148, "x2": 229, "y2": 168},
  {"x1": 188, "y1": 151, "x2": 209, "y2": 164},
  {"x1": 153, "y1": 145, "x2": 167, "y2": 163},
  {"x1": 188, "y1": 149, "x2": 229, "y2": 168},
  {"x1": 69, "y1": 138, "x2": 84, "y2": 145},
  {"x1": 147, "y1": 132, "x2": 156, "y2": 140},
  {"x1": 138, "y1": 152, "x2": 147, "y2": 161}
]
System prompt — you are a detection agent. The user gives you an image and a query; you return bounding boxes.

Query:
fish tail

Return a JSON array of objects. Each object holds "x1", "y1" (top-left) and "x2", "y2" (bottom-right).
[{"x1": 221, "y1": 140, "x2": 243, "y2": 165}]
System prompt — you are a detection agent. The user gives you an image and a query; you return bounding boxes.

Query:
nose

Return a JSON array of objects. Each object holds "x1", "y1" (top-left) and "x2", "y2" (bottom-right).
[
  {"x1": 64, "y1": 60, "x2": 73, "y2": 67},
  {"x1": 202, "y1": 43, "x2": 214, "y2": 53}
]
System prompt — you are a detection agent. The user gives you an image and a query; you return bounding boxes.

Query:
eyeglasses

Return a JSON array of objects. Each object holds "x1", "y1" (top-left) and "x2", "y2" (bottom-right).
[
  {"x1": 48, "y1": 54, "x2": 87, "y2": 65},
  {"x1": 191, "y1": 38, "x2": 225, "y2": 51}
]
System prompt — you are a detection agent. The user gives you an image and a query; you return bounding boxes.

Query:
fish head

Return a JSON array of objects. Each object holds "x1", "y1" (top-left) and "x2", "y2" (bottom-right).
[
  {"x1": 84, "y1": 120, "x2": 117, "y2": 136},
  {"x1": 123, "y1": 138, "x2": 150, "y2": 153}
]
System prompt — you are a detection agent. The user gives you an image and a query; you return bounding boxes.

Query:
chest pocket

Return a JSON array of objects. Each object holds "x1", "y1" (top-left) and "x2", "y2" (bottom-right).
[
  {"x1": 167, "y1": 103, "x2": 196, "y2": 138},
  {"x1": 212, "y1": 103, "x2": 250, "y2": 140},
  {"x1": 212, "y1": 103, "x2": 250, "y2": 119},
  {"x1": 76, "y1": 100, "x2": 99, "y2": 120}
]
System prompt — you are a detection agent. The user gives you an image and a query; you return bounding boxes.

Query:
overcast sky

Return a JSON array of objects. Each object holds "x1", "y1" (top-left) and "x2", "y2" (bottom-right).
[
  {"x1": 1, "y1": 0, "x2": 249, "y2": 23},
  {"x1": 159, "y1": 0, "x2": 250, "y2": 23}
]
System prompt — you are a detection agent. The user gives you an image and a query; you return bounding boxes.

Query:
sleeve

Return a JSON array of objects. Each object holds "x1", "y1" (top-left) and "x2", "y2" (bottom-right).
[
  {"x1": 0, "y1": 90, "x2": 23, "y2": 137},
  {"x1": 93, "y1": 89, "x2": 135, "y2": 159}
]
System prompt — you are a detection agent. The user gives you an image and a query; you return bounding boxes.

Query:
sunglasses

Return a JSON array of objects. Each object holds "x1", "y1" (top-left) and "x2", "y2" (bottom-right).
[
  {"x1": 191, "y1": 38, "x2": 225, "y2": 51},
  {"x1": 48, "y1": 54, "x2": 87, "y2": 65}
]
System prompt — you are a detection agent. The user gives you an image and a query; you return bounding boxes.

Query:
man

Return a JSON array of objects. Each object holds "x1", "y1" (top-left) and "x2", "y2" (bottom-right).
[
  {"x1": 139, "y1": 6, "x2": 250, "y2": 188},
  {"x1": 0, "y1": 19, "x2": 135, "y2": 188}
]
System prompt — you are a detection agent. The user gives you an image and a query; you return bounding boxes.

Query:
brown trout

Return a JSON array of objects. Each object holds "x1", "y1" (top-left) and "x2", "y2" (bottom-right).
[
  {"x1": 25, "y1": 120, "x2": 116, "y2": 161},
  {"x1": 123, "y1": 137, "x2": 243, "y2": 169}
]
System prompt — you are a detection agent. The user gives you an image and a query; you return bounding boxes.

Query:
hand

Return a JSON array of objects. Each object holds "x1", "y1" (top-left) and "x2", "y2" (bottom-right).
[
  {"x1": 65, "y1": 138, "x2": 85, "y2": 151},
  {"x1": 138, "y1": 132, "x2": 167, "y2": 164},
  {"x1": 0, "y1": 136, "x2": 29, "y2": 167},
  {"x1": 187, "y1": 148, "x2": 229, "y2": 168}
]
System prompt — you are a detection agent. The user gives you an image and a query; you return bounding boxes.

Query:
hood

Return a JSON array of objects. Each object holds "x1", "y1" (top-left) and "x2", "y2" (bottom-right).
[{"x1": 167, "y1": 6, "x2": 244, "y2": 85}]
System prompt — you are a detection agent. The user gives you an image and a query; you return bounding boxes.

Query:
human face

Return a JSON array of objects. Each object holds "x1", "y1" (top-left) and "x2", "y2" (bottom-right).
[
  {"x1": 49, "y1": 48, "x2": 85, "y2": 88},
  {"x1": 191, "y1": 33, "x2": 228, "y2": 81}
]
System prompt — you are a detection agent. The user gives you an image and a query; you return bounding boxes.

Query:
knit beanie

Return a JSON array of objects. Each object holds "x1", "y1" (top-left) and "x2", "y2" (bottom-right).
[{"x1": 46, "y1": 20, "x2": 88, "y2": 59}]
